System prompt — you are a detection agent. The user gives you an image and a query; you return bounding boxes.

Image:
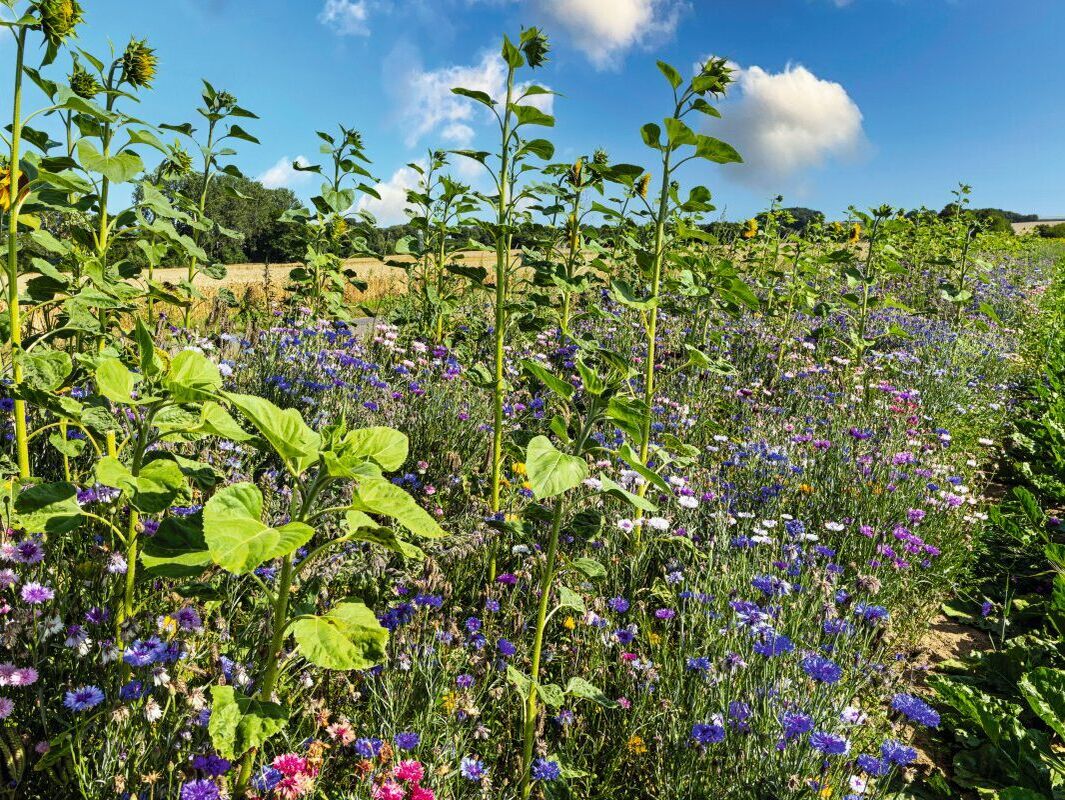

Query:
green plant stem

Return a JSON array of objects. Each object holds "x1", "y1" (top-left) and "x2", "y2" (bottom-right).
[
  {"x1": 519, "y1": 497, "x2": 566, "y2": 800},
  {"x1": 236, "y1": 551, "x2": 294, "y2": 794},
  {"x1": 7, "y1": 27, "x2": 29, "y2": 479},
  {"x1": 635, "y1": 149, "x2": 673, "y2": 532},
  {"x1": 488, "y1": 64, "x2": 516, "y2": 582}
]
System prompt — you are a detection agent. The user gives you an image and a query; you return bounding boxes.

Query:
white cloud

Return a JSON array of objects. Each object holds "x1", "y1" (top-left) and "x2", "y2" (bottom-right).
[
  {"x1": 357, "y1": 163, "x2": 422, "y2": 225},
  {"x1": 319, "y1": 0, "x2": 371, "y2": 36},
  {"x1": 535, "y1": 0, "x2": 686, "y2": 69},
  {"x1": 258, "y1": 156, "x2": 313, "y2": 190},
  {"x1": 715, "y1": 63, "x2": 865, "y2": 189},
  {"x1": 392, "y1": 49, "x2": 553, "y2": 148}
]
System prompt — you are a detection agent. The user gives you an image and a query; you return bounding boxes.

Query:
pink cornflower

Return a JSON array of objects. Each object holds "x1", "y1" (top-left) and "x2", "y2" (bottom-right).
[
  {"x1": 372, "y1": 781, "x2": 405, "y2": 800},
  {"x1": 394, "y1": 760, "x2": 425, "y2": 784},
  {"x1": 272, "y1": 753, "x2": 310, "y2": 777},
  {"x1": 410, "y1": 787, "x2": 435, "y2": 800}
]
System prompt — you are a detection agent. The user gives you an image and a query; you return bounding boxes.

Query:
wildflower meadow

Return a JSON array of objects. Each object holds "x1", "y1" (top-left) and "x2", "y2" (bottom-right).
[{"x1": 0, "y1": 3, "x2": 1062, "y2": 800}]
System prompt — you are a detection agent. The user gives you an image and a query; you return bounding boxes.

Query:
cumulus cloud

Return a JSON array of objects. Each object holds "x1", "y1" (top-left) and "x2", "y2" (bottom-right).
[
  {"x1": 258, "y1": 156, "x2": 313, "y2": 190},
  {"x1": 390, "y1": 48, "x2": 553, "y2": 148},
  {"x1": 535, "y1": 0, "x2": 686, "y2": 69},
  {"x1": 714, "y1": 63, "x2": 865, "y2": 189},
  {"x1": 356, "y1": 163, "x2": 422, "y2": 225},
  {"x1": 319, "y1": 0, "x2": 371, "y2": 36}
]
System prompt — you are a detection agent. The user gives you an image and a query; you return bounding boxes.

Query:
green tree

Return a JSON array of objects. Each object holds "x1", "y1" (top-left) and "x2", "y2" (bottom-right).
[{"x1": 142, "y1": 171, "x2": 304, "y2": 264}]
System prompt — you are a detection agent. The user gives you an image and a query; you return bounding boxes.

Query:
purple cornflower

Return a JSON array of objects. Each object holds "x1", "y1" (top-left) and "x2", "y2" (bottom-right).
[
  {"x1": 180, "y1": 779, "x2": 220, "y2": 800},
  {"x1": 608, "y1": 597, "x2": 630, "y2": 613},
  {"x1": 20, "y1": 582, "x2": 54, "y2": 604}
]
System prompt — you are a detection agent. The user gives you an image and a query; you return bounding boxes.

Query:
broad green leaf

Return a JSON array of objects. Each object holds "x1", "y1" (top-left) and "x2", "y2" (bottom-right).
[
  {"x1": 617, "y1": 443, "x2": 672, "y2": 494},
  {"x1": 521, "y1": 358, "x2": 574, "y2": 400},
  {"x1": 345, "y1": 511, "x2": 424, "y2": 560},
  {"x1": 204, "y1": 482, "x2": 315, "y2": 574},
  {"x1": 506, "y1": 665, "x2": 532, "y2": 700},
  {"x1": 656, "y1": 60, "x2": 683, "y2": 90},
  {"x1": 208, "y1": 685, "x2": 288, "y2": 759},
  {"x1": 611, "y1": 279, "x2": 658, "y2": 311},
  {"x1": 95, "y1": 456, "x2": 188, "y2": 514},
  {"x1": 565, "y1": 676, "x2": 617, "y2": 708},
  {"x1": 557, "y1": 586, "x2": 586, "y2": 613},
  {"x1": 224, "y1": 392, "x2": 321, "y2": 476},
  {"x1": 76, "y1": 140, "x2": 144, "y2": 183},
  {"x1": 164, "y1": 350, "x2": 222, "y2": 403},
  {"x1": 525, "y1": 435, "x2": 588, "y2": 500},
  {"x1": 570, "y1": 557, "x2": 607, "y2": 581},
  {"x1": 598, "y1": 474, "x2": 656, "y2": 511},
  {"x1": 1018, "y1": 668, "x2": 1065, "y2": 741},
  {"x1": 694, "y1": 134, "x2": 743, "y2": 164},
  {"x1": 140, "y1": 512, "x2": 211, "y2": 578},
  {"x1": 349, "y1": 477, "x2": 445, "y2": 538},
  {"x1": 537, "y1": 683, "x2": 566, "y2": 708},
  {"x1": 341, "y1": 427, "x2": 408, "y2": 472},
  {"x1": 16, "y1": 349, "x2": 71, "y2": 392},
  {"x1": 95, "y1": 358, "x2": 140, "y2": 404},
  {"x1": 289, "y1": 599, "x2": 389, "y2": 670},
  {"x1": 14, "y1": 482, "x2": 83, "y2": 534}
]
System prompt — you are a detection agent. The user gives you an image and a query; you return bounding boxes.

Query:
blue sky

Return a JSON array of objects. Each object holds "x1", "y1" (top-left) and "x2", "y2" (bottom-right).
[{"x1": 6, "y1": 0, "x2": 1064, "y2": 222}]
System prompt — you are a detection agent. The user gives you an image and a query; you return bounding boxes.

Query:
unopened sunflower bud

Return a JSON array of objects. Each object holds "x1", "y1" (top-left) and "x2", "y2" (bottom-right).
[
  {"x1": 36, "y1": 0, "x2": 84, "y2": 47},
  {"x1": 69, "y1": 61, "x2": 101, "y2": 99},
  {"x1": 520, "y1": 27, "x2": 549, "y2": 68},
  {"x1": 122, "y1": 38, "x2": 158, "y2": 88}
]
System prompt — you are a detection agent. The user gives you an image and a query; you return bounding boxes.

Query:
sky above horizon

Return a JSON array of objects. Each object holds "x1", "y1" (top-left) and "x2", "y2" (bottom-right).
[{"x1": 4, "y1": 0, "x2": 1063, "y2": 224}]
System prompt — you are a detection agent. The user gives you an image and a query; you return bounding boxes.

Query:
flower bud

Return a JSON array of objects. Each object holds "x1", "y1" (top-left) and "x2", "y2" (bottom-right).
[
  {"x1": 122, "y1": 38, "x2": 158, "y2": 88},
  {"x1": 36, "y1": 0, "x2": 84, "y2": 47}
]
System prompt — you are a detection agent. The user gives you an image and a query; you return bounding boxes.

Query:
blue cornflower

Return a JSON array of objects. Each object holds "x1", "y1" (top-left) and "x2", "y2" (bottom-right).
[
  {"x1": 119, "y1": 680, "x2": 146, "y2": 702},
  {"x1": 354, "y1": 737, "x2": 383, "y2": 758},
  {"x1": 686, "y1": 656, "x2": 711, "y2": 672},
  {"x1": 394, "y1": 731, "x2": 420, "y2": 751},
  {"x1": 880, "y1": 738, "x2": 918, "y2": 765},
  {"x1": 800, "y1": 655, "x2": 843, "y2": 684},
  {"x1": 460, "y1": 756, "x2": 486, "y2": 781},
  {"x1": 809, "y1": 730, "x2": 850, "y2": 756},
  {"x1": 753, "y1": 633, "x2": 794, "y2": 657},
  {"x1": 64, "y1": 685, "x2": 104, "y2": 712},
  {"x1": 856, "y1": 753, "x2": 890, "y2": 776},
  {"x1": 691, "y1": 722, "x2": 726, "y2": 745},
  {"x1": 779, "y1": 711, "x2": 814, "y2": 741},
  {"x1": 497, "y1": 638, "x2": 517, "y2": 657},
  {"x1": 531, "y1": 758, "x2": 561, "y2": 781},
  {"x1": 608, "y1": 597, "x2": 630, "y2": 613},
  {"x1": 253, "y1": 766, "x2": 282, "y2": 792},
  {"x1": 891, "y1": 693, "x2": 940, "y2": 727}
]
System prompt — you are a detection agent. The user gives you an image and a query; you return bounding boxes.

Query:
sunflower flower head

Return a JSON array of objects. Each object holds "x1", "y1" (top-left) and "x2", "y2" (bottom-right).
[
  {"x1": 36, "y1": 0, "x2": 84, "y2": 47},
  {"x1": 122, "y1": 38, "x2": 158, "y2": 88}
]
